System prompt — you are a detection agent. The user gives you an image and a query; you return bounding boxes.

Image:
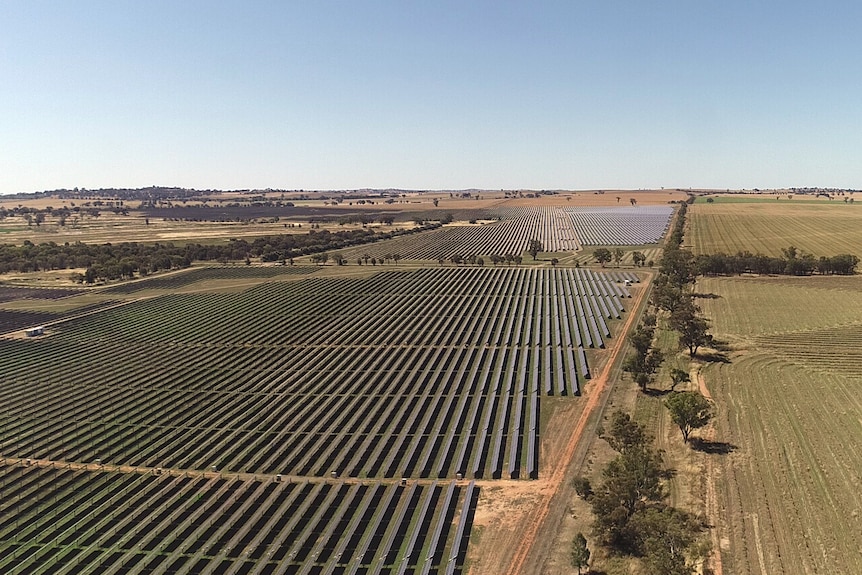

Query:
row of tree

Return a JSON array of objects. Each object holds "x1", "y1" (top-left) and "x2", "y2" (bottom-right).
[
  {"x1": 0, "y1": 225, "x2": 439, "y2": 283},
  {"x1": 593, "y1": 247, "x2": 650, "y2": 267},
  {"x1": 696, "y1": 247, "x2": 858, "y2": 276},
  {"x1": 574, "y1": 412, "x2": 709, "y2": 574},
  {"x1": 651, "y1": 203, "x2": 716, "y2": 356}
]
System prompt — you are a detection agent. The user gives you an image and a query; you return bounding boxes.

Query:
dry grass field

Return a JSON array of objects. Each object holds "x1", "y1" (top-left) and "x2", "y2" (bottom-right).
[
  {"x1": 696, "y1": 275, "x2": 862, "y2": 575},
  {"x1": 687, "y1": 201, "x2": 862, "y2": 257}
]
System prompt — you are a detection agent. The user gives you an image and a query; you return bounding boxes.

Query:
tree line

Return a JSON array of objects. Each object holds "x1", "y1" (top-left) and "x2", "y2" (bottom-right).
[
  {"x1": 695, "y1": 247, "x2": 858, "y2": 276},
  {"x1": 574, "y1": 411, "x2": 710, "y2": 574},
  {"x1": 0, "y1": 225, "x2": 439, "y2": 283}
]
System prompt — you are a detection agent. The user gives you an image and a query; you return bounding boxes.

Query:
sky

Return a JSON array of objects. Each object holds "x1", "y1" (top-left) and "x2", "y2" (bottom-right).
[{"x1": 1, "y1": 1, "x2": 860, "y2": 194}]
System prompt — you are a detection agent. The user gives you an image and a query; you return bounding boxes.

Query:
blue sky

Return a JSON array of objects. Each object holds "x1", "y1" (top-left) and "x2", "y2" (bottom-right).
[{"x1": 1, "y1": 1, "x2": 860, "y2": 193}]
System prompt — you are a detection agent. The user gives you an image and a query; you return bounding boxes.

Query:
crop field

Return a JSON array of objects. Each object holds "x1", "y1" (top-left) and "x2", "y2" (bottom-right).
[
  {"x1": 696, "y1": 275, "x2": 862, "y2": 575},
  {"x1": 0, "y1": 265, "x2": 638, "y2": 574},
  {"x1": 686, "y1": 202, "x2": 862, "y2": 257}
]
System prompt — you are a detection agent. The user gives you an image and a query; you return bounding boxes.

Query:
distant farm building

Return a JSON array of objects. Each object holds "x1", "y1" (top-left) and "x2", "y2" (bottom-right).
[{"x1": 24, "y1": 326, "x2": 45, "y2": 337}]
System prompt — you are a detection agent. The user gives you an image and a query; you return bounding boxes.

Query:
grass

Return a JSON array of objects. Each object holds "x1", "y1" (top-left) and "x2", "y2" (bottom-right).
[
  {"x1": 686, "y1": 202, "x2": 862, "y2": 257},
  {"x1": 695, "y1": 274, "x2": 862, "y2": 575}
]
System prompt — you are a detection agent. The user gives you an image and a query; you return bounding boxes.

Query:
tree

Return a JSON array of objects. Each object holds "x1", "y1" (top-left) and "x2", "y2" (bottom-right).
[
  {"x1": 573, "y1": 476, "x2": 593, "y2": 500},
  {"x1": 630, "y1": 506, "x2": 706, "y2": 575},
  {"x1": 651, "y1": 277, "x2": 685, "y2": 312},
  {"x1": 670, "y1": 299, "x2": 713, "y2": 356},
  {"x1": 571, "y1": 533, "x2": 590, "y2": 574},
  {"x1": 593, "y1": 247, "x2": 612, "y2": 267},
  {"x1": 550, "y1": 257, "x2": 559, "y2": 267},
  {"x1": 622, "y1": 323, "x2": 664, "y2": 392},
  {"x1": 630, "y1": 197, "x2": 637, "y2": 206},
  {"x1": 632, "y1": 251, "x2": 646, "y2": 267},
  {"x1": 527, "y1": 239, "x2": 543, "y2": 260},
  {"x1": 660, "y1": 248, "x2": 697, "y2": 287},
  {"x1": 591, "y1": 440, "x2": 667, "y2": 546},
  {"x1": 604, "y1": 410, "x2": 648, "y2": 454},
  {"x1": 310, "y1": 252, "x2": 329, "y2": 265},
  {"x1": 665, "y1": 391, "x2": 713, "y2": 443},
  {"x1": 669, "y1": 368, "x2": 691, "y2": 391},
  {"x1": 613, "y1": 247, "x2": 624, "y2": 267}
]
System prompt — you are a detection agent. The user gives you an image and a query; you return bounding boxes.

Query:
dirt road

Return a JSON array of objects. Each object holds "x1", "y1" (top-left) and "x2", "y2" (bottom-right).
[
  {"x1": 695, "y1": 366, "x2": 725, "y2": 575},
  {"x1": 497, "y1": 276, "x2": 650, "y2": 575}
]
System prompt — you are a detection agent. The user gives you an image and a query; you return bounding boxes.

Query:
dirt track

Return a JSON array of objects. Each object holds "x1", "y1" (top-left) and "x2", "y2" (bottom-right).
[
  {"x1": 695, "y1": 366, "x2": 725, "y2": 575},
  {"x1": 465, "y1": 275, "x2": 650, "y2": 575}
]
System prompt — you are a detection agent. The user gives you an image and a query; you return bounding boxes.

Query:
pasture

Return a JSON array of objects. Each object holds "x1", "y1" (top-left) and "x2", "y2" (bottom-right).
[
  {"x1": 686, "y1": 202, "x2": 862, "y2": 257},
  {"x1": 696, "y1": 275, "x2": 862, "y2": 575}
]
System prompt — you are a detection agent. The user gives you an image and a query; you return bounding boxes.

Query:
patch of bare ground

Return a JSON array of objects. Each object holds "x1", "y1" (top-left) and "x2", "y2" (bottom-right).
[{"x1": 504, "y1": 189, "x2": 688, "y2": 208}]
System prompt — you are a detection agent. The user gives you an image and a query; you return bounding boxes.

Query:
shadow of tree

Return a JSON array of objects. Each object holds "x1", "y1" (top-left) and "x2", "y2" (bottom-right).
[
  {"x1": 710, "y1": 338, "x2": 733, "y2": 352},
  {"x1": 643, "y1": 388, "x2": 672, "y2": 397},
  {"x1": 691, "y1": 438, "x2": 737, "y2": 454},
  {"x1": 694, "y1": 350, "x2": 731, "y2": 364},
  {"x1": 693, "y1": 292, "x2": 722, "y2": 299}
]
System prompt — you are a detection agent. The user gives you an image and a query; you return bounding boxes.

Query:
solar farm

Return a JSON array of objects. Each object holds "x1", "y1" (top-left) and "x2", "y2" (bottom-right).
[
  {"x1": 0, "y1": 261, "x2": 641, "y2": 574},
  {"x1": 338, "y1": 206, "x2": 674, "y2": 261},
  {"x1": 0, "y1": 197, "x2": 679, "y2": 575}
]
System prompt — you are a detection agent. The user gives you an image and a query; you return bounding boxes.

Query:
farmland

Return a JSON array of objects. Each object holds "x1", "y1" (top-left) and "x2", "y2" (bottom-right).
[
  {"x1": 695, "y1": 274, "x2": 862, "y2": 575},
  {"x1": 0, "y1": 264, "x2": 640, "y2": 573},
  {"x1": 687, "y1": 201, "x2": 862, "y2": 257}
]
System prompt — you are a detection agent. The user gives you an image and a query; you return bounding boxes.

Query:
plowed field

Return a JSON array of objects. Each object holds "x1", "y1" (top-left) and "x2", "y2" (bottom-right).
[{"x1": 697, "y1": 275, "x2": 862, "y2": 575}]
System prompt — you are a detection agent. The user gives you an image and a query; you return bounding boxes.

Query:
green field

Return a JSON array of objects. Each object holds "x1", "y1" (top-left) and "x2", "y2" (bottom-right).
[
  {"x1": 697, "y1": 275, "x2": 862, "y2": 575},
  {"x1": 687, "y1": 202, "x2": 862, "y2": 257}
]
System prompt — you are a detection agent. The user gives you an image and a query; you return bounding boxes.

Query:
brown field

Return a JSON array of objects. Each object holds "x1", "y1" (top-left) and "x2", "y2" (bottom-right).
[
  {"x1": 687, "y1": 201, "x2": 862, "y2": 257},
  {"x1": 693, "y1": 275, "x2": 862, "y2": 575}
]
